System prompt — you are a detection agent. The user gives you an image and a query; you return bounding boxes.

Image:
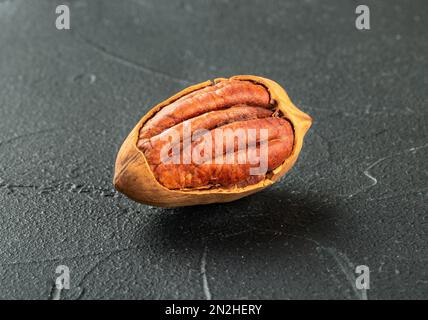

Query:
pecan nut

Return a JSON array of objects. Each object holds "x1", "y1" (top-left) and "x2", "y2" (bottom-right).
[{"x1": 114, "y1": 75, "x2": 312, "y2": 207}]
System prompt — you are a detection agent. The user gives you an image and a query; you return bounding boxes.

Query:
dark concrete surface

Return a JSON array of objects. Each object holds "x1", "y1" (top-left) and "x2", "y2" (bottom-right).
[{"x1": 0, "y1": 0, "x2": 427, "y2": 299}]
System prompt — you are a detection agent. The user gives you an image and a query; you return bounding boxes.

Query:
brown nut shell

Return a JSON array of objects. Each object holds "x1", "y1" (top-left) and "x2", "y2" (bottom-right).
[{"x1": 113, "y1": 75, "x2": 312, "y2": 208}]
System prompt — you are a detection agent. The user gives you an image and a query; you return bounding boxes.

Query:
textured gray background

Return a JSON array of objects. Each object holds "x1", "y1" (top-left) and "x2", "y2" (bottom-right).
[{"x1": 0, "y1": 0, "x2": 427, "y2": 299}]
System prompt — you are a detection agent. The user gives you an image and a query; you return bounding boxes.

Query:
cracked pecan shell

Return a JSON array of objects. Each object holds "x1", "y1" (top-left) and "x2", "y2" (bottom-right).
[{"x1": 113, "y1": 75, "x2": 312, "y2": 208}]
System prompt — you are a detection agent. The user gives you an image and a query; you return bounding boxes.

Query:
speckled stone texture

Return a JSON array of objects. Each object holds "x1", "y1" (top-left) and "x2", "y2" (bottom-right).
[{"x1": 0, "y1": 0, "x2": 426, "y2": 299}]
